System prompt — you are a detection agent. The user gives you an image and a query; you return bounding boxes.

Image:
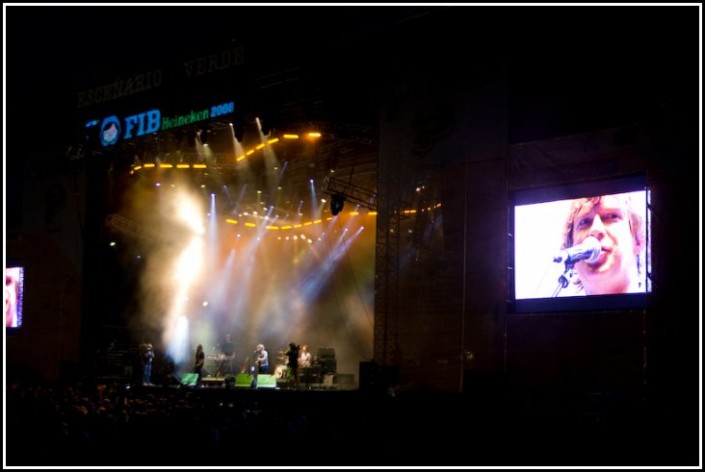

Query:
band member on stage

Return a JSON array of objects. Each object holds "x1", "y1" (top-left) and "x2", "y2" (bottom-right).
[
  {"x1": 220, "y1": 333, "x2": 235, "y2": 376},
  {"x1": 298, "y1": 344, "x2": 312, "y2": 368},
  {"x1": 255, "y1": 344, "x2": 269, "y2": 373},
  {"x1": 222, "y1": 334, "x2": 234, "y2": 358},
  {"x1": 193, "y1": 344, "x2": 205, "y2": 388},
  {"x1": 286, "y1": 342, "x2": 301, "y2": 389},
  {"x1": 251, "y1": 343, "x2": 269, "y2": 388},
  {"x1": 142, "y1": 343, "x2": 155, "y2": 386}
]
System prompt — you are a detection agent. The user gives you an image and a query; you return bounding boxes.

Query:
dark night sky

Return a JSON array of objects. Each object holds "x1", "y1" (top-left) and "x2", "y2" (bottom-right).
[{"x1": 5, "y1": 4, "x2": 699, "y2": 229}]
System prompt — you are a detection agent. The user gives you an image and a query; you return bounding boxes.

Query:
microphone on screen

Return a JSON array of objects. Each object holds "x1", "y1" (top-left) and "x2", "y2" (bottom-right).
[{"x1": 553, "y1": 236, "x2": 601, "y2": 265}]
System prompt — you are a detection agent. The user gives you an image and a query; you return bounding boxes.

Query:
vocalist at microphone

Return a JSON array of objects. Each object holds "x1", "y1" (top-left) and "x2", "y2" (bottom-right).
[{"x1": 553, "y1": 236, "x2": 601, "y2": 266}]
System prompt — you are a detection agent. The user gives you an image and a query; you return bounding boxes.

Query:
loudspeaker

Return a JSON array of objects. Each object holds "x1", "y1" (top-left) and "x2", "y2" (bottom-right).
[
  {"x1": 255, "y1": 374, "x2": 277, "y2": 389},
  {"x1": 235, "y1": 373, "x2": 254, "y2": 388},
  {"x1": 234, "y1": 373, "x2": 277, "y2": 388},
  {"x1": 301, "y1": 367, "x2": 320, "y2": 384},
  {"x1": 317, "y1": 347, "x2": 336, "y2": 359},
  {"x1": 318, "y1": 358, "x2": 337, "y2": 374},
  {"x1": 181, "y1": 372, "x2": 198, "y2": 386}
]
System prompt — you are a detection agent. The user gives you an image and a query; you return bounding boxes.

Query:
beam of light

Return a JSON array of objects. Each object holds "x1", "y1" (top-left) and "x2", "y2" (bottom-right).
[
  {"x1": 222, "y1": 184, "x2": 233, "y2": 208},
  {"x1": 195, "y1": 133, "x2": 207, "y2": 162},
  {"x1": 232, "y1": 183, "x2": 248, "y2": 217},
  {"x1": 190, "y1": 299, "x2": 220, "y2": 359},
  {"x1": 162, "y1": 235, "x2": 205, "y2": 369},
  {"x1": 230, "y1": 123, "x2": 246, "y2": 162},
  {"x1": 230, "y1": 246, "x2": 256, "y2": 319},
  {"x1": 270, "y1": 162, "x2": 289, "y2": 211},
  {"x1": 205, "y1": 249, "x2": 237, "y2": 327},
  {"x1": 309, "y1": 179, "x2": 318, "y2": 221},
  {"x1": 209, "y1": 192, "x2": 217, "y2": 219},
  {"x1": 295, "y1": 223, "x2": 364, "y2": 309},
  {"x1": 255, "y1": 116, "x2": 267, "y2": 140},
  {"x1": 277, "y1": 160, "x2": 288, "y2": 182},
  {"x1": 173, "y1": 236, "x2": 205, "y2": 288},
  {"x1": 256, "y1": 213, "x2": 280, "y2": 242},
  {"x1": 317, "y1": 199, "x2": 328, "y2": 220},
  {"x1": 263, "y1": 139, "x2": 282, "y2": 198},
  {"x1": 165, "y1": 315, "x2": 190, "y2": 370},
  {"x1": 262, "y1": 205, "x2": 278, "y2": 226},
  {"x1": 208, "y1": 193, "x2": 219, "y2": 271},
  {"x1": 227, "y1": 228, "x2": 273, "y2": 355},
  {"x1": 174, "y1": 190, "x2": 206, "y2": 236}
]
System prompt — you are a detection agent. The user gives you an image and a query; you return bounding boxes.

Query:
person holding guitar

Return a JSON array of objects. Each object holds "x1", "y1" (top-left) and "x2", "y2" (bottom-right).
[
  {"x1": 251, "y1": 343, "x2": 269, "y2": 388},
  {"x1": 255, "y1": 344, "x2": 269, "y2": 373},
  {"x1": 193, "y1": 344, "x2": 205, "y2": 388}
]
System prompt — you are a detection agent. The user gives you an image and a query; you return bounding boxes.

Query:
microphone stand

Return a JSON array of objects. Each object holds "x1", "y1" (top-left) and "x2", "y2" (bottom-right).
[{"x1": 552, "y1": 261, "x2": 574, "y2": 298}]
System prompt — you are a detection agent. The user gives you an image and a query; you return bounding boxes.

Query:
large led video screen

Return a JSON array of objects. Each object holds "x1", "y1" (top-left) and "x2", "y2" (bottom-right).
[
  {"x1": 510, "y1": 175, "x2": 651, "y2": 313},
  {"x1": 6, "y1": 266, "x2": 25, "y2": 328}
]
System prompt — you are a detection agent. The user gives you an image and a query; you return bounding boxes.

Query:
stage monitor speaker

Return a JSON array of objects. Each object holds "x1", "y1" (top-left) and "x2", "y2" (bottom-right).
[
  {"x1": 181, "y1": 372, "x2": 198, "y2": 386},
  {"x1": 255, "y1": 374, "x2": 277, "y2": 389},
  {"x1": 235, "y1": 373, "x2": 254, "y2": 388},
  {"x1": 234, "y1": 373, "x2": 277, "y2": 388}
]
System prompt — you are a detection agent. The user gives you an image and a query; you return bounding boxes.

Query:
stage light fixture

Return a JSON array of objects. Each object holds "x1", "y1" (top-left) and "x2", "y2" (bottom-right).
[{"x1": 331, "y1": 194, "x2": 345, "y2": 216}]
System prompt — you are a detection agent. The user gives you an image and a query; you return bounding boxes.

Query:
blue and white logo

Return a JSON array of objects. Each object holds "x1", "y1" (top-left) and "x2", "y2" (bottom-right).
[{"x1": 100, "y1": 116, "x2": 121, "y2": 147}]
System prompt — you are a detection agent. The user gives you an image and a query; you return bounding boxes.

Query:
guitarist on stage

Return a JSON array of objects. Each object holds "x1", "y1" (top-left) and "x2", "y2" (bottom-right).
[
  {"x1": 252, "y1": 343, "x2": 269, "y2": 387},
  {"x1": 193, "y1": 344, "x2": 205, "y2": 388}
]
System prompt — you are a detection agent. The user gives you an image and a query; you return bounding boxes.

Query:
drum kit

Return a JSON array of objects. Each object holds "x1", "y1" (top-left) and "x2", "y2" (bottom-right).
[
  {"x1": 272, "y1": 347, "x2": 330, "y2": 386},
  {"x1": 275, "y1": 350, "x2": 288, "y2": 379},
  {"x1": 274, "y1": 364, "x2": 288, "y2": 379}
]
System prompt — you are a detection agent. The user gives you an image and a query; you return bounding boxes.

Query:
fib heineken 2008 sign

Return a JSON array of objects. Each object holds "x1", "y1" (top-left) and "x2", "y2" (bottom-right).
[{"x1": 87, "y1": 100, "x2": 234, "y2": 147}]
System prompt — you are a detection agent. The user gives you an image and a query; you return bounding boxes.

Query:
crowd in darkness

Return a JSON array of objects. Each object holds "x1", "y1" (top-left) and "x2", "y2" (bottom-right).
[
  {"x1": 5, "y1": 378, "x2": 671, "y2": 466},
  {"x1": 6, "y1": 381, "x2": 415, "y2": 466}
]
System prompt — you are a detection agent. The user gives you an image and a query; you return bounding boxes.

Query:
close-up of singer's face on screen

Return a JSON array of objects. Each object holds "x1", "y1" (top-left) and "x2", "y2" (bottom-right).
[
  {"x1": 514, "y1": 190, "x2": 650, "y2": 300},
  {"x1": 6, "y1": 267, "x2": 23, "y2": 328}
]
